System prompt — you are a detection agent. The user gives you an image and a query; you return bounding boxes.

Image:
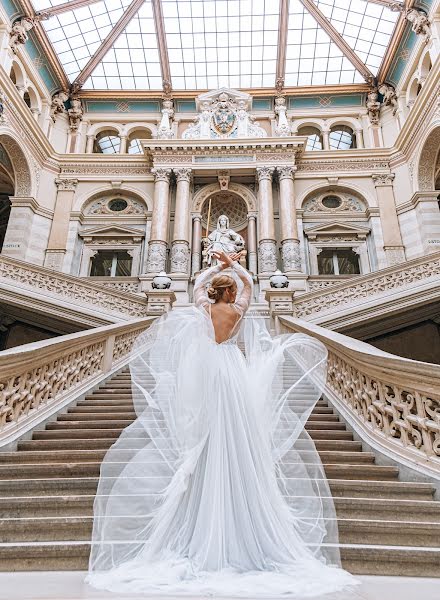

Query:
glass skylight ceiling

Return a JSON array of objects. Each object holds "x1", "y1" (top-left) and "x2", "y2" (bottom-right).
[{"x1": 31, "y1": 0, "x2": 401, "y2": 91}]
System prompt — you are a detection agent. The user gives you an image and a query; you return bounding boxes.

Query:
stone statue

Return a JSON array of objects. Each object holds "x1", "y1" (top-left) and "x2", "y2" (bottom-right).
[
  {"x1": 274, "y1": 96, "x2": 290, "y2": 137},
  {"x1": 68, "y1": 97, "x2": 83, "y2": 130},
  {"x1": 50, "y1": 91, "x2": 68, "y2": 122},
  {"x1": 205, "y1": 215, "x2": 245, "y2": 267},
  {"x1": 9, "y1": 17, "x2": 35, "y2": 54},
  {"x1": 366, "y1": 89, "x2": 381, "y2": 125},
  {"x1": 157, "y1": 97, "x2": 174, "y2": 139},
  {"x1": 406, "y1": 9, "x2": 431, "y2": 39},
  {"x1": 378, "y1": 83, "x2": 398, "y2": 115}
]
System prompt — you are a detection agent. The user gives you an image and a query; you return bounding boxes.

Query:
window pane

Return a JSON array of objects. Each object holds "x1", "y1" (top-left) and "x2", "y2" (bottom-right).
[
  {"x1": 317, "y1": 249, "x2": 335, "y2": 275},
  {"x1": 115, "y1": 251, "x2": 133, "y2": 276},
  {"x1": 90, "y1": 251, "x2": 114, "y2": 276},
  {"x1": 337, "y1": 249, "x2": 360, "y2": 274}
]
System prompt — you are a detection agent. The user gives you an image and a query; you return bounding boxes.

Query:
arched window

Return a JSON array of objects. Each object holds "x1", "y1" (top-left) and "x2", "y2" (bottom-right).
[
  {"x1": 93, "y1": 130, "x2": 120, "y2": 154},
  {"x1": 127, "y1": 129, "x2": 152, "y2": 154},
  {"x1": 23, "y1": 92, "x2": 31, "y2": 108},
  {"x1": 9, "y1": 67, "x2": 16, "y2": 85},
  {"x1": 298, "y1": 126, "x2": 323, "y2": 151},
  {"x1": 329, "y1": 125, "x2": 356, "y2": 150}
]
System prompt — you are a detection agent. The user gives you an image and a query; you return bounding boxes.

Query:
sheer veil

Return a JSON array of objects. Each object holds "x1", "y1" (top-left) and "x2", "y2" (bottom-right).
[{"x1": 86, "y1": 264, "x2": 357, "y2": 596}]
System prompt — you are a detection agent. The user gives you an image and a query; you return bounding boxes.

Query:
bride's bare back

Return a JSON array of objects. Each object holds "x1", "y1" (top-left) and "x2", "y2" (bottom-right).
[{"x1": 193, "y1": 251, "x2": 253, "y2": 344}]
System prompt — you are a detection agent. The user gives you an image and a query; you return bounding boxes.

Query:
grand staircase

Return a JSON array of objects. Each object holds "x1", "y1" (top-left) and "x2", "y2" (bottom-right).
[{"x1": 0, "y1": 367, "x2": 439, "y2": 576}]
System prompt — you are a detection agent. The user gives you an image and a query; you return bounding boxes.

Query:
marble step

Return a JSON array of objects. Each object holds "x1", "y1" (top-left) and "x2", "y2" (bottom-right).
[
  {"x1": 21, "y1": 437, "x2": 362, "y2": 452},
  {"x1": 2, "y1": 494, "x2": 439, "y2": 521},
  {"x1": 1, "y1": 515, "x2": 439, "y2": 547},
  {"x1": 0, "y1": 541, "x2": 438, "y2": 576},
  {"x1": 0, "y1": 477, "x2": 433, "y2": 500},
  {"x1": 0, "y1": 449, "x2": 376, "y2": 465},
  {"x1": 0, "y1": 462, "x2": 399, "y2": 480}
]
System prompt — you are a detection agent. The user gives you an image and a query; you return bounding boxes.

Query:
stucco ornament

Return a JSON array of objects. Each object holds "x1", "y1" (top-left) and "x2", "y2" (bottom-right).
[
  {"x1": 205, "y1": 214, "x2": 245, "y2": 266},
  {"x1": 183, "y1": 88, "x2": 266, "y2": 139},
  {"x1": 9, "y1": 18, "x2": 35, "y2": 54},
  {"x1": 68, "y1": 97, "x2": 83, "y2": 131},
  {"x1": 50, "y1": 91, "x2": 69, "y2": 123},
  {"x1": 366, "y1": 89, "x2": 381, "y2": 125},
  {"x1": 378, "y1": 83, "x2": 398, "y2": 115},
  {"x1": 406, "y1": 9, "x2": 431, "y2": 40}
]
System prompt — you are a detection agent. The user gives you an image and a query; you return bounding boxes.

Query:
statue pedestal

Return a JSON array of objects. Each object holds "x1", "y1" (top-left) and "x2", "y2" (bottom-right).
[
  {"x1": 258, "y1": 272, "x2": 307, "y2": 302},
  {"x1": 265, "y1": 289, "x2": 295, "y2": 334},
  {"x1": 140, "y1": 274, "x2": 189, "y2": 304},
  {"x1": 144, "y1": 289, "x2": 177, "y2": 314}
]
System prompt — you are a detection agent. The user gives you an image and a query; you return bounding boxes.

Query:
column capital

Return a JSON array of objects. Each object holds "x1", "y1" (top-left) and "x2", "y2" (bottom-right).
[
  {"x1": 372, "y1": 173, "x2": 395, "y2": 187},
  {"x1": 152, "y1": 167, "x2": 172, "y2": 183},
  {"x1": 247, "y1": 212, "x2": 258, "y2": 220},
  {"x1": 277, "y1": 165, "x2": 296, "y2": 181},
  {"x1": 256, "y1": 166, "x2": 275, "y2": 182},
  {"x1": 174, "y1": 167, "x2": 192, "y2": 183},
  {"x1": 55, "y1": 178, "x2": 78, "y2": 191}
]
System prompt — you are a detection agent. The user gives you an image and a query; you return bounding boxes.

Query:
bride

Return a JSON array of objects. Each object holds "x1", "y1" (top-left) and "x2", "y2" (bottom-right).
[{"x1": 86, "y1": 251, "x2": 359, "y2": 598}]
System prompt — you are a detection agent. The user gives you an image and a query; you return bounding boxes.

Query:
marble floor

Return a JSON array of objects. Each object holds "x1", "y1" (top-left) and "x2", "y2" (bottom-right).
[{"x1": 0, "y1": 572, "x2": 438, "y2": 600}]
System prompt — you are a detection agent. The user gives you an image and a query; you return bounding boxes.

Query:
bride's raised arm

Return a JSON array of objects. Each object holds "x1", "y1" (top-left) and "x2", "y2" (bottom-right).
[
  {"x1": 193, "y1": 263, "x2": 223, "y2": 309},
  {"x1": 232, "y1": 262, "x2": 253, "y2": 314}
]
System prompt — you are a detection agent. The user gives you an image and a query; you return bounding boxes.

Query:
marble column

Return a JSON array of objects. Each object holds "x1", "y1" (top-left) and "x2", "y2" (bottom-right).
[
  {"x1": 278, "y1": 165, "x2": 301, "y2": 273},
  {"x1": 86, "y1": 134, "x2": 94, "y2": 154},
  {"x1": 256, "y1": 166, "x2": 277, "y2": 273},
  {"x1": 171, "y1": 167, "x2": 192, "y2": 274},
  {"x1": 119, "y1": 135, "x2": 128, "y2": 154},
  {"x1": 372, "y1": 173, "x2": 406, "y2": 265},
  {"x1": 247, "y1": 212, "x2": 258, "y2": 274},
  {"x1": 146, "y1": 168, "x2": 171, "y2": 273},
  {"x1": 191, "y1": 214, "x2": 202, "y2": 276},
  {"x1": 44, "y1": 179, "x2": 78, "y2": 271}
]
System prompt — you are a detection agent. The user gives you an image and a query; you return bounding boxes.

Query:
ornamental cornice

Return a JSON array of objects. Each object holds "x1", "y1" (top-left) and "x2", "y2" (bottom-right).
[
  {"x1": 296, "y1": 159, "x2": 390, "y2": 173},
  {"x1": 372, "y1": 173, "x2": 395, "y2": 187},
  {"x1": 59, "y1": 164, "x2": 150, "y2": 177}
]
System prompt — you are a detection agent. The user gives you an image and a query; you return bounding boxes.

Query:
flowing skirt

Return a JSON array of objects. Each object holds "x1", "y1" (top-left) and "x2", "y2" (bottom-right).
[{"x1": 86, "y1": 308, "x2": 360, "y2": 597}]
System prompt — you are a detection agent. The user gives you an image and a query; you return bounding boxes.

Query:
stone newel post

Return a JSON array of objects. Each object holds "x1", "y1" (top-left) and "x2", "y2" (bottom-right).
[
  {"x1": 171, "y1": 168, "x2": 192, "y2": 274},
  {"x1": 372, "y1": 174, "x2": 406, "y2": 266},
  {"x1": 278, "y1": 165, "x2": 301, "y2": 273},
  {"x1": 44, "y1": 178, "x2": 78, "y2": 271},
  {"x1": 256, "y1": 166, "x2": 277, "y2": 273},
  {"x1": 146, "y1": 168, "x2": 171, "y2": 273}
]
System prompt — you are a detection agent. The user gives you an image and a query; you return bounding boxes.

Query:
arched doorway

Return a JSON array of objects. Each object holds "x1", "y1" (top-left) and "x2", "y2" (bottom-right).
[{"x1": 0, "y1": 144, "x2": 14, "y2": 252}]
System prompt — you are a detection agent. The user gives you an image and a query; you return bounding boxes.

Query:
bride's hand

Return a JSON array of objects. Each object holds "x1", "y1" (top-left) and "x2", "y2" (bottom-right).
[{"x1": 213, "y1": 251, "x2": 234, "y2": 269}]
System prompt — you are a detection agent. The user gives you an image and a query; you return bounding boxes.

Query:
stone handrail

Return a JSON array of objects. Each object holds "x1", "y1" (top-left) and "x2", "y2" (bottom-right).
[
  {"x1": 0, "y1": 316, "x2": 155, "y2": 447},
  {"x1": 294, "y1": 251, "x2": 440, "y2": 324},
  {"x1": 279, "y1": 315, "x2": 440, "y2": 478},
  {"x1": 0, "y1": 256, "x2": 150, "y2": 322}
]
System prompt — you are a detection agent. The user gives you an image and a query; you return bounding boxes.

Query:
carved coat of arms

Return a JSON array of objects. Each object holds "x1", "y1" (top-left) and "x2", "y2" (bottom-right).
[{"x1": 211, "y1": 93, "x2": 237, "y2": 136}]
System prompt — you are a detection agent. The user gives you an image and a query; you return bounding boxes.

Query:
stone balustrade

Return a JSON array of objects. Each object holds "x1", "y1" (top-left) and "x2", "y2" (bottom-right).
[
  {"x1": 0, "y1": 256, "x2": 149, "y2": 322},
  {"x1": 0, "y1": 317, "x2": 154, "y2": 447},
  {"x1": 280, "y1": 315, "x2": 440, "y2": 478},
  {"x1": 294, "y1": 251, "x2": 440, "y2": 326}
]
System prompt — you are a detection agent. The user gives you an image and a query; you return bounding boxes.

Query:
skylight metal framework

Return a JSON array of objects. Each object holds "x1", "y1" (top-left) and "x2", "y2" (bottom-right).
[{"x1": 25, "y1": 0, "x2": 405, "y2": 94}]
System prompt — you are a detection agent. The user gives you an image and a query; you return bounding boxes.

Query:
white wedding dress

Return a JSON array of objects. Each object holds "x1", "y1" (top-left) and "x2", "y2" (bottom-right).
[{"x1": 86, "y1": 263, "x2": 360, "y2": 598}]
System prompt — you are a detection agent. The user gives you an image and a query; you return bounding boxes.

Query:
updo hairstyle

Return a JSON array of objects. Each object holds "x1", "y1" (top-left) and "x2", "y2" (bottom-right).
[{"x1": 207, "y1": 274, "x2": 237, "y2": 302}]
